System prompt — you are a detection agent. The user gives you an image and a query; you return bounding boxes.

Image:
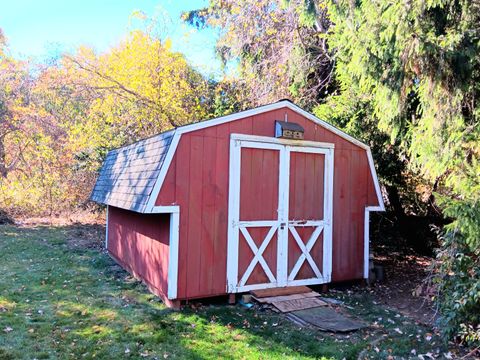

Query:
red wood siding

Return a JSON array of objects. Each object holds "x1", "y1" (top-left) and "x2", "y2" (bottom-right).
[
  {"x1": 289, "y1": 152, "x2": 325, "y2": 220},
  {"x1": 108, "y1": 206, "x2": 170, "y2": 299},
  {"x1": 238, "y1": 147, "x2": 280, "y2": 287},
  {"x1": 156, "y1": 108, "x2": 380, "y2": 299},
  {"x1": 288, "y1": 151, "x2": 325, "y2": 280},
  {"x1": 240, "y1": 148, "x2": 279, "y2": 221}
]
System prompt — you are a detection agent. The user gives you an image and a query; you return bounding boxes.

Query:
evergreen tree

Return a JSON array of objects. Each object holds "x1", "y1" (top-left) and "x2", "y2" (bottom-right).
[{"x1": 316, "y1": 0, "x2": 480, "y2": 341}]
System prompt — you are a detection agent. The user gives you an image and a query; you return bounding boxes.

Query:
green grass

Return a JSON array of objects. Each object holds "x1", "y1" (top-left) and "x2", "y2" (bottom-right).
[{"x1": 0, "y1": 225, "x2": 445, "y2": 359}]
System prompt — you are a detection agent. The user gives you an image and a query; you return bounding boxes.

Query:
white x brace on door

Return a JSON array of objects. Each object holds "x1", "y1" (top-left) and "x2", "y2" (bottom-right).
[{"x1": 227, "y1": 134, "x2": 334, "y2": 293}]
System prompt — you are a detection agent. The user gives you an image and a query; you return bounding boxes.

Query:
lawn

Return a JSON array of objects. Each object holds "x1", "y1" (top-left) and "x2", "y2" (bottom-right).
[{"x1": 0, "y1": 225, "x2": 446, "y2": 359}]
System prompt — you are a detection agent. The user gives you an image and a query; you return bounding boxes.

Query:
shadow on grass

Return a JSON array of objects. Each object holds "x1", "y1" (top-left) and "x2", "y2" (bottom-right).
[
  {"x1": 0, "y1": 224, "x2": 443, "y2": 359},
  {"x1": 0, "y1": 224, "x2": 357, "y2": 360}
]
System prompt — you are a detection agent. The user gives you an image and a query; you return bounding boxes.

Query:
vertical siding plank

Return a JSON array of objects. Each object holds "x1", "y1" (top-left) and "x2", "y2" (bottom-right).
[
  {"x1": 212, "y1": 137, "x2": 229, "y2": 294},
  {"x1": 315, "y1": 154, "x2": 325, "y2": 220},
  {"x1": 239, "y1": 148, "x2": 252, "y2": 220},
  {"x1": 200, "y1": 137, "x2": 217, "y2": 294},
  {"x1": 156, "y1": 156, "x2": 176, "y2": 205},
  {"x1": 215, "y1": 122, "x2": 230, "y2": 139},
  {"x1": 186, "y1": 135, "x2": 204, "y2": 298},
  {"x1": 304, "y1": 153, "x2": 315, "y2": 219},
  {"x1": 351, "y1": 150, "x2": 368, "y2": 278},
  {"x1": 229, "y1": 116, "x2": 253, "y2": 134},
  {"x1": 332, "y1": 149, "x2": 352, "y2": 281},
  {"x1": 252, "y1": 113, "x2": 274, "y2": 137},
  {"x1": 294, "y1": 153, "x2": 306, "y2": 220}
]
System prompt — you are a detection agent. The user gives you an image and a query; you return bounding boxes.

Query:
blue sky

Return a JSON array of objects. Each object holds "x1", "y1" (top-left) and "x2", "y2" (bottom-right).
[{"x1": 0, "y1": 0, "x2": 223, "y2": 76}]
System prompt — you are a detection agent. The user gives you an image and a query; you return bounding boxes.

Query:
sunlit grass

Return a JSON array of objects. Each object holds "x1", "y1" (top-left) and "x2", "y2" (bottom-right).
[{"x1": 0, "y1": 225, "x2": 444, "y2": 359}]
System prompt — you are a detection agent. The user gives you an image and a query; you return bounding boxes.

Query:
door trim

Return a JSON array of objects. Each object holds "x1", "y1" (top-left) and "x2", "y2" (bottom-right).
[
  {"x1": 230, "y1": 133, "x2": 335, "y2": 149},
  {"x1": 226, "y1": 134, "x2": 334, "y2": 293}
]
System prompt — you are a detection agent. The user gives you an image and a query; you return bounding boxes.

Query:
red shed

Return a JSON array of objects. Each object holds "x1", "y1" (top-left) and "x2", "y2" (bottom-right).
[{"x1": 91, "y1": 101, "x2": 384, "y2": 307}]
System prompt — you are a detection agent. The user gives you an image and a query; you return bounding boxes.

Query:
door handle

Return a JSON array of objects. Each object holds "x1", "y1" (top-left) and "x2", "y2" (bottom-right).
[{"x1": 279, "y1": 222, "x2": 286, "y2": 230}]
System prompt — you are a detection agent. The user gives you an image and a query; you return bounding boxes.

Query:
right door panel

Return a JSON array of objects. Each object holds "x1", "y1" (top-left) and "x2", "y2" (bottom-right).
[{"x1": 287, "y1": 147, "x2": 332, "y2": 285}]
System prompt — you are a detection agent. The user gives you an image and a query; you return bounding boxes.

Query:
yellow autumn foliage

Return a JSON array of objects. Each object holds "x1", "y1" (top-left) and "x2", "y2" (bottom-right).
[{"x1": 0, "y1": 30, "x2": 212, "y2": 216}]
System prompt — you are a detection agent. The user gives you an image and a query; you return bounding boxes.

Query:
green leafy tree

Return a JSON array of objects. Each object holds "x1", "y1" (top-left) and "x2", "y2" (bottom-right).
[
  {"x1": 183, "y1": 0, "x2": 333, "y2": 109},
  {"x1": 316, "y1": 0, "x2": 480, "y2": 342}
]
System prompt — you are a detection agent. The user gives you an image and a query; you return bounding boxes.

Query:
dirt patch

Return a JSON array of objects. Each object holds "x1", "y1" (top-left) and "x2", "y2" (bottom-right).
[
  {"x1": 65, "y1": 224, "x2": 105, "y2": 250},
  {"x1": 369, "y1": 250, "x2": 437, "y2": 325},
  {"x1": 15, "y1": 210, "x2": 104, "y2": 227}
]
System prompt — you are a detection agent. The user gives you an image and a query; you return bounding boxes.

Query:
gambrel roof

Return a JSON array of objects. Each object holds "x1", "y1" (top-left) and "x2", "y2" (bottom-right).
[
  {"x1": 91, "y1": 100, "x2": 385, "y2": 213},
  {"x1": 90, "y1": 130, "x2": 175, "y2": 212}
]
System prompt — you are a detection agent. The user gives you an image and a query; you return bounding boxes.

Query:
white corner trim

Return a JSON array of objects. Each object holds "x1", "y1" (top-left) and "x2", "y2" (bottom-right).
[
  {"x1": 144, "y1": 131, "x2": 181, "y2": 213},
  {"x1": 364, "y1": 209, "x2": 370, "y2": 279},
  {"x1": 167, "y1": 207, "x2": 180, "y2": 299},
  {"x1": 146, "y1": 100, "x2": 384, "y2": 215},
  {"x1": 366, "y1": 149, "x2": 385, "y2": 210},
  {"x1": 226, "y1": 138, "x2": 241, "y2": 293},
  {"x1": 105, "y1": 205, "x2": 109, "y2": 249},
  {"x1": 364, "y1": 205, "x2": 384, "y2": 279},
  {"x1": 324, "y1": 147, "x2": 334, "y2": 282}
]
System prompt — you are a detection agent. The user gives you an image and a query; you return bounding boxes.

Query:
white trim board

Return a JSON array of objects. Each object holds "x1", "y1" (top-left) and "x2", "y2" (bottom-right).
[
  {"x1": 167, "y1": 208, "x2": 180, "y2": 299},
  {"x1": 105, "y1": 205, "x2": 109, "y2": 249},
  {"x1": 363, "y1": 205, "x2": 383, "y2": 280},
  {"x1": 230, "y1": 133, "x2": 335, "y2": 149},
  {"x1": 145, "y1": 101, "x2": 384, "y2": 214}
]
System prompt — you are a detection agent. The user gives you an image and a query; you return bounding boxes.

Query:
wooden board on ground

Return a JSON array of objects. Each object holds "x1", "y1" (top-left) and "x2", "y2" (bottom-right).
[
  {"x1": 272, "y1": 297, "x2": 328, "y2": 313},
  {"x1": 293, "y1": 307, "x2": 366, "y2": 332},
  {"x1": 251, "y1": 286, "x2": 311, "y2": 298},
  {"x1": 285, "y1": 312, "x2": 309, "y2": 327},
  {"x1": 253, "y1": 291, "x2": 320, "y2": 303}
]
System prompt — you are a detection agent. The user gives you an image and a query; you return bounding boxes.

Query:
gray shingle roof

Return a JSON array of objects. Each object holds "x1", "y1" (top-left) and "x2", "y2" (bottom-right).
[{"x1": 90, "y1": 129, "x2": 175, "y2": 212}]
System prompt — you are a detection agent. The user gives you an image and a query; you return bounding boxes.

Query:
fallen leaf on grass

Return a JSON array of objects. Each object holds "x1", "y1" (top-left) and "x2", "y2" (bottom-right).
[
  {"x1": 233, "y1": 334, "x2": 245, "y2": 341},
  {"x1": 3, "y1": 326, "x2": 13, "y2": 333}
]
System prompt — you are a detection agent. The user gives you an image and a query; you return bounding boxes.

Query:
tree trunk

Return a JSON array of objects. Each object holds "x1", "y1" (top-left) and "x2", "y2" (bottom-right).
[
  {"x1": 385, "y1": 184, "x2": 405, "y2": 220},
  {"x1": 0, "y1": 136, "x2": 7, "y2": 178}
]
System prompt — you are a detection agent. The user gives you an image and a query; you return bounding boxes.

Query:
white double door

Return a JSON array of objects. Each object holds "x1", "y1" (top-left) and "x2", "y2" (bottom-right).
[{"x1": 227, "y1": 134, "x2": 333, "y2": 293}]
